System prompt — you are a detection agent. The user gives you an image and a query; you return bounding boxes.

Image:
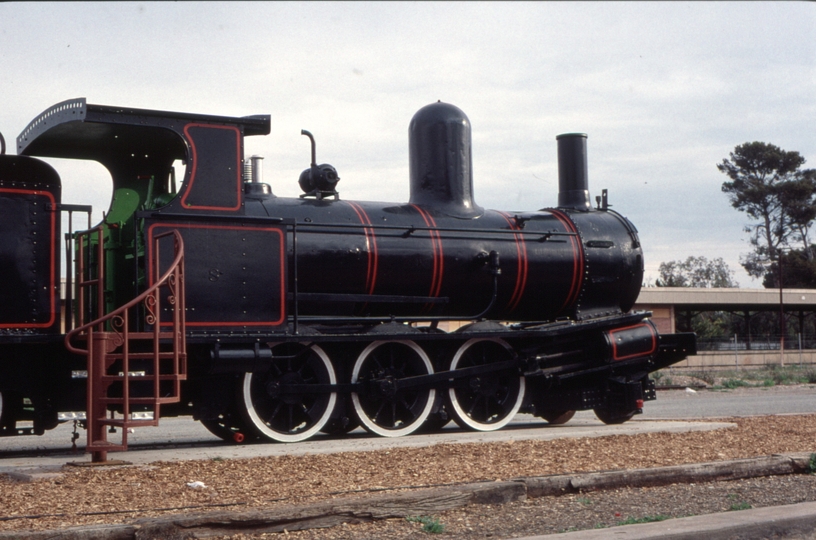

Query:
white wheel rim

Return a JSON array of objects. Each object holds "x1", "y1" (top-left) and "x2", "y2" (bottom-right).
[
  {"x1": 351, "y1": 340, "x2": 436, "y2": 438},
  {"x1": 242, "y1": 344, "x2": 336, "y2": 442},
  {"x1": 447, "y1": 338, "x2": 525, "y2": 431}
]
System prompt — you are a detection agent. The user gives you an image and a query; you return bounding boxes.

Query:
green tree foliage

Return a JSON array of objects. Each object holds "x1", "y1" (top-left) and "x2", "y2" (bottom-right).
[
  {"x1": 656, "y1": 256, "x2": 738, "y2": 288},
  {"x1": 719, "y1": 142, "x2": 816, "y2": 282},
  {"x1": 656, "y1": 256, "x2": 737, "y2": 339},
  {"x1": 762, "y1": 249, "x2": 816, "y2": 289}
]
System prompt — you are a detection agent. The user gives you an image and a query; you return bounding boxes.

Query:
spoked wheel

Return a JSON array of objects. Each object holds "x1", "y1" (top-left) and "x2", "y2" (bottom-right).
[
  {"x1": 351, "y1": 340, "x2": 436, "y2": 437},
  {"x1": 445, "y1": 338, "x2": 525, "y2": 431},
  {"x1": 593, "y1": 407, "x2": 636, "y2": 425},
  {"x1": 241, "y1": 343, "x2": 337, "y2": 442},
  {"x1": 539, "y1": 410, "x2": 576, "y2": 425}
]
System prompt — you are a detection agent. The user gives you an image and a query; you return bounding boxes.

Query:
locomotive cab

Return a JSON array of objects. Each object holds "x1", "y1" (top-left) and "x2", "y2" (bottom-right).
[{"x1": 15, "y1": 98, "x2": 272, "y2": 321}]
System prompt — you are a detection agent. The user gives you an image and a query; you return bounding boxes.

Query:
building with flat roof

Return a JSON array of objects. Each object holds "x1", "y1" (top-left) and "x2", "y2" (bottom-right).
[
  {"x1": 634, "y1": 287, "x2": 816, "y2": 335},
  {"x1": 634, "y1": 287, "x2": 816, "y2": 368}
]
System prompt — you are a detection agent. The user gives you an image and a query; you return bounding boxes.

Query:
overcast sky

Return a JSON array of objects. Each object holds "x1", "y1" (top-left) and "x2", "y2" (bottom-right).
[{"x1": 2, "y1": 2, "x2": 814, "y2": 288}]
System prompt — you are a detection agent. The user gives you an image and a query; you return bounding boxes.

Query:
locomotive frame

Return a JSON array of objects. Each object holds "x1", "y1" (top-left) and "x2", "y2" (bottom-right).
[{"x1": 0, "y1": 98, "x2": 695, "y2": 461}]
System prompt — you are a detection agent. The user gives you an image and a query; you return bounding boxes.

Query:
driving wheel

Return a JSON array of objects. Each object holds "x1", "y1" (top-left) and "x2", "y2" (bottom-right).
[
  {"x1": 351, "y1": 340, "x2": 435, "y2": 437},
  {"x1": 445, "y1": 338, "x2": 525, "y2": 431},
  {"x1": 241, "y1": 343, "x2": 337, "y2": 442}
]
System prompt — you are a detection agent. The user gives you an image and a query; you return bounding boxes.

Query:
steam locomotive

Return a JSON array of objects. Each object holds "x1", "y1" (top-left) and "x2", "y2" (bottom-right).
[{"x1": 0, "y1": 98, "x2": 694, "y2": 460}]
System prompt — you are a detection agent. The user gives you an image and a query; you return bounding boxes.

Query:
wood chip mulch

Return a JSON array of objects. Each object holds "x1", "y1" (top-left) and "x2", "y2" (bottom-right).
[{"x1": 1, "y1": 414, "x2": 815, "y2": 535}]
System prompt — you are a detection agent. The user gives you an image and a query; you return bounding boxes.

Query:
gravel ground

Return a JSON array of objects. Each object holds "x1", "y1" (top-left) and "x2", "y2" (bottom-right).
[
  {"x1": 216, "y1": 475, "x2": 816, "y2": 539},
  {"x1": 1, "y1": 413, "x2": 815, "y2": 538}
]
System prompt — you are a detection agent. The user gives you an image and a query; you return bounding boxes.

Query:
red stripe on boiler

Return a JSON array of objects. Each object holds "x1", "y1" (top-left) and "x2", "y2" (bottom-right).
[
  {"x1": 427, "y1": 213, "x2": 443, "y2": 297},
  {"x1": 498, "y1": 212, "x2": 528, "y2": 313},
  {"x1": 347, "y1": 202, "x2": 378, "y2": 295},
  {"x1": 550, "y1": 210, "x2": 584, "y2": 312},
  {"x1": 410, "y1": 205, "x2": 444, "y2": 299}
]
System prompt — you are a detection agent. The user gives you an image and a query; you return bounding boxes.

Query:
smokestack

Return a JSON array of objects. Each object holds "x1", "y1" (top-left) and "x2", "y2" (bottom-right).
[{"x1": 556, "y1": 133, "x2": 591, "y2": 212}]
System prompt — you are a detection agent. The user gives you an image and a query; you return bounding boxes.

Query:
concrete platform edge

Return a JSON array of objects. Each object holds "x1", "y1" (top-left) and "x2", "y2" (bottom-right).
[{"x1": 517, "y1": 500, "x2": 816, "y2": 540}]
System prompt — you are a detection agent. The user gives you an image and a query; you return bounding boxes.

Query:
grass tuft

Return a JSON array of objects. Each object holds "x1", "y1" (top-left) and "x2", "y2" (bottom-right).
[
  {"x1": 615, "y1": 515, "x2": 671, "y2": 526},
  {"x1": 660, "y1": 365, "x2": 816, "y2": 389},
  {"x1": 406, "y1": 516, "x2": 445, "y2": 534}
]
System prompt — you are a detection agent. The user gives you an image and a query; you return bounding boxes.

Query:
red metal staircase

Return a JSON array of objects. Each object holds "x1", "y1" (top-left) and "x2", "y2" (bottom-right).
[{"x1": 65, "y1": 228, "x2": 186, "y2": 462}]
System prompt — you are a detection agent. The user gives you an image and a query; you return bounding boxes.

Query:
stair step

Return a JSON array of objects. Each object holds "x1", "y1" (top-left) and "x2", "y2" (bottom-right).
[
  {"x1": 73, "y1": 226, "x2": 187, "y2": 457},
  {"x1": 87, "y1": 440, "x2": 126, "y2": 451},
  {"x1": 97, "y1": 419, "x2": 159, "y2": 428},
  {"x1": 127, "y1": 332, "x2": 179, "y2": 339},
  {"x1": 96, "y1": 397, "x2": 182, "y2": 408}
]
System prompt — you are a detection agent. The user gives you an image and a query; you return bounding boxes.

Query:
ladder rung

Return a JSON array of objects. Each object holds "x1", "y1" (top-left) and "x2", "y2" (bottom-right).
[
  {"x1": 97, "y1": 393, "x2": 181, "y2": 404},
  {"x1": 97, "y1": 396, "x2": 180, "y2": 404},
  {"x1": 99, "y1": 374, "x2": 186, "y2": 383},
  {"x1": 99, "y1": 376, "x2": 146, "y2": 383},
  {"x1": 104, "y1": 353, "x2": 180, "y2": 361}
]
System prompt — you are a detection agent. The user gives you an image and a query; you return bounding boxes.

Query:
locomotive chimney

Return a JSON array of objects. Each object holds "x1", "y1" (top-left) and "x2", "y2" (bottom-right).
[
  {"x1": 250, "y1": 155, "x2": 264, "y2": 183},
  {"x1": 408, "y1": 102, "x2": 483, "y2": 219},
  {"x1": 243, "y1": 154, "x2": 274, "y2": 198},
  {"x1": 556, "y1": 133, "x2": 592, "y2": 212}
]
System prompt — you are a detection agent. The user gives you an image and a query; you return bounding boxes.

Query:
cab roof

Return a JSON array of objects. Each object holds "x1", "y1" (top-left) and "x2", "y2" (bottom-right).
[{"x1": 17, "y1": 98, "x2": 271, "y2": 163}]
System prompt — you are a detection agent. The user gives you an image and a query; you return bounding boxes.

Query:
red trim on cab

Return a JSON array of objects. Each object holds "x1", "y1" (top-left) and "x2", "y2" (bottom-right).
[
  {"x1": 147, "y1": 222, "x2": 286, "y2": 326},
  {"x1": 0, "y1": 188, "x2": 57, "y2": 329},
  {"x1": 179, "y1": 123, "x2": 243, "y2": 211}
]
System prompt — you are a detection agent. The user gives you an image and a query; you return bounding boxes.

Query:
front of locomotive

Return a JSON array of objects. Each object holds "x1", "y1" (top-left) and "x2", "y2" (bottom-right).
[
  {"x1": 240, "y1": 102, "x2": 648, "y2": 326},
  {"x1": 399, "y1": 102, "x2": 647, "y2": 325},
  {"x1": 539, "y1": 132, "x2": 644, "y2": 323}
]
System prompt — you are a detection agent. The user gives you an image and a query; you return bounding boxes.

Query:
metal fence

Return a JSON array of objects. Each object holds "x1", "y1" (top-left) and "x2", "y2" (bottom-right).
[{"x1": 697, "y1": 334, "x2": 816, "y2": 351}]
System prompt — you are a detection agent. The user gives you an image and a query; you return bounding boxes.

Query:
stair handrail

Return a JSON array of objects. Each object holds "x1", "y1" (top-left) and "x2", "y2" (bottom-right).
[{"x1": 65, "y1": 229, "x2": 185, "y2": 354}]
